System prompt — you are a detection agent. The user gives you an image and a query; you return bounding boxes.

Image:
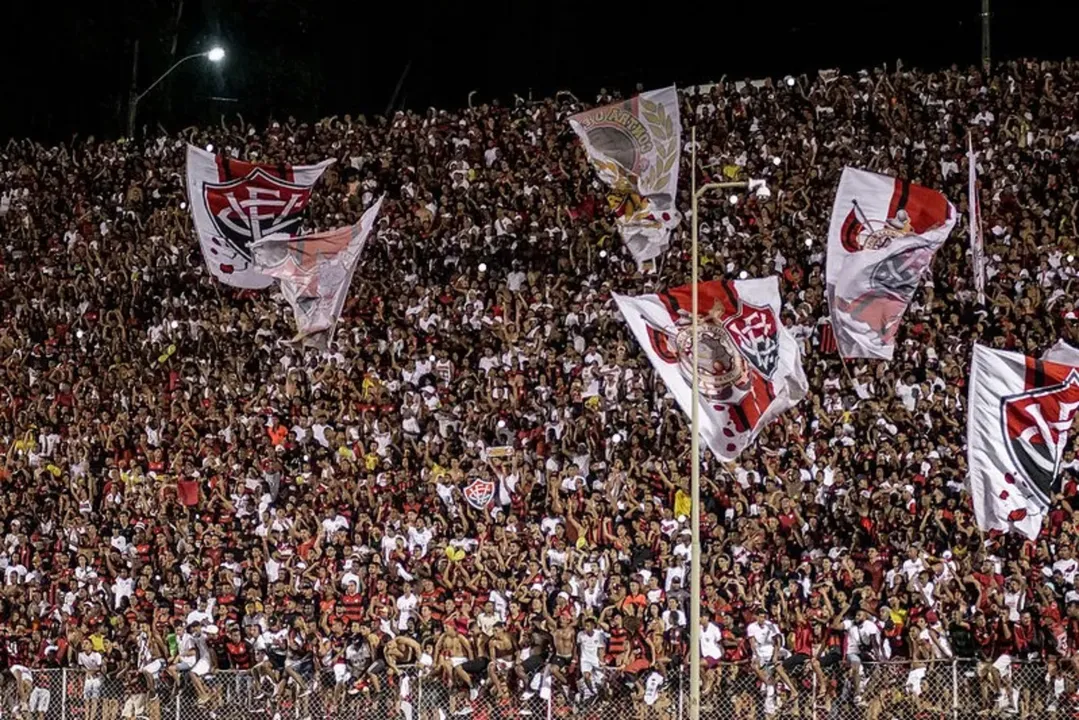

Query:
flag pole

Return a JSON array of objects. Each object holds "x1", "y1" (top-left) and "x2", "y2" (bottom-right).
[
  {"x1": 689, "y1": 124, "x2": 702, "y2": 720},
  {"x1": 688, "y1": 125, "x2": 750, "y2": 720}
]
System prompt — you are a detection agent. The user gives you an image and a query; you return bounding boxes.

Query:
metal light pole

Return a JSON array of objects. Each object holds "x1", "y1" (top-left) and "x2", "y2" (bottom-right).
[
  {"x1": 688, "y1": 124, "x2": 750, "y2": 720},
  {"x1": 127, "y1": 47, "x2": 226, "y2": 138},
  {"x1": 981, "y1": 0, "x2": 991, "y2": 72}
]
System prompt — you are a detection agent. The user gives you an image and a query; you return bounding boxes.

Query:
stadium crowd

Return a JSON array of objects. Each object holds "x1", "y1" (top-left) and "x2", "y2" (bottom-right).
[{"x1": 1, "y1": 57, "x2": 1079, "y2": 720}]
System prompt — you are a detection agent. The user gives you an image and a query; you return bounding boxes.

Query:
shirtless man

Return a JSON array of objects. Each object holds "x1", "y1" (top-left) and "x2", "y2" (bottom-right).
[
  {"x1": 384, "y1": 635, "x2": 424, "y2": 674},
  {"x1": 486, "y1": 623, "x2": 517, "y2": 698},
  {"x1": 433, "y1": 625, "x2": 473, "y2": 689},
  {"x1": 905, "y1": 617, "x2": 945, "y2": 714},
  {"x1": 548, "y1": 614, "x2": 577, "y2": 688}
]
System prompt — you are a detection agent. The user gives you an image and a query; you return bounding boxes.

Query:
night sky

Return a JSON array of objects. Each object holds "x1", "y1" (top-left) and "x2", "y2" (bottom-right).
[{"x1": 2, "y1": 0, "x2": 1075, "y2": 142}]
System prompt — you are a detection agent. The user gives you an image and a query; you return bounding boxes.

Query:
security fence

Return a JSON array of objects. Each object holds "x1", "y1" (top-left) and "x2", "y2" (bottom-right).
[{"x1": 3, "y1": 658, "x2": 1076, "y2": 720}]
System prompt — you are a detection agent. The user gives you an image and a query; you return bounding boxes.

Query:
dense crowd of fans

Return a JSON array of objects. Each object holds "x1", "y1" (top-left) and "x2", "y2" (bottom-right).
[{"x1": 2, "y1": 57, "x2": 1079, "y2": 720}]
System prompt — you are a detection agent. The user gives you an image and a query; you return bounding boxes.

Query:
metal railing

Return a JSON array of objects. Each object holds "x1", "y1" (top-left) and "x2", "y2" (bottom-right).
[{"x1": 3, "y1": 658, "x2": 1075, "y2": 720}]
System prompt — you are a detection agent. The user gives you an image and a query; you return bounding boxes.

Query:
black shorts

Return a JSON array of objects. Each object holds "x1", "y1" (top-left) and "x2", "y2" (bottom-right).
[
  {"x1": 267, "y1": 652, "x2": 286, "y2": 671},
  {"x1": 783, "y1": 653, "x2": 811, "y2": 673},
  {"x1": 462, "y1": 658, "x2": 489, "y2": 676},
  {"x1": 521, "y1": 654, "x2": 545, "y2": 675},
  {"x1": 552, "y1": 655, "x2": 572, "y2": 669},
  {"x1": 818, "y1": 648, "x2": 842, "y2": 668}
]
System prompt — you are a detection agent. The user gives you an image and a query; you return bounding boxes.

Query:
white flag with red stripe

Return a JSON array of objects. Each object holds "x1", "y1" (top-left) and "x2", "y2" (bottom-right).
[
  {"x1": 826, "y1": 167, "x2": 956, "y2": 359},
  {"x1": 614, "y1": 277, "x2": 807, "y2": 461},
  {"x1": 967, "y1": 344, "x2": 1079, "y2": 539},
  {"x1": 251, "y1": 196, "x2": 383, "y2": 349},
  {"x1": 186, "y1": 145, "x2": 334, "y2": 288}
]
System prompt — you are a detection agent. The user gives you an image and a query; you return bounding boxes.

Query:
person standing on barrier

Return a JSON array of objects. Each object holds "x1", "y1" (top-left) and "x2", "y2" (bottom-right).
[
  {"x1": 486, "y1": 623, "x2": 516, "y2": 700},
  {"x1": 697, "y1": 609, "x2": 723, "y2": 698},
  {"x1": 100, "y1": 638, "x2": 124, "y2": 720},
  {"x1": 27, "y1": 670, "x2": 51, "y2": 720},
  {"x1": 841, "y1": 607, "x2": 883, "y2": 706},
  {"x1": 635, "y1": 663, "x2": 672, "y2": 720},
  {"x1": 546, "y1": 613, "x2": 576, "y2": 690},
  {"x1": 577, "y1": 615, "x2": 609, "y2": 699},
  {"x1": 79, "y1": 637, "x2": 105, "y2": 720},
  {"x1": 224, "y1": 624, "x2": 257, "y2": 710},
  {"x1": 119, "y1": 662, "x2": 149, "y2": 720}
]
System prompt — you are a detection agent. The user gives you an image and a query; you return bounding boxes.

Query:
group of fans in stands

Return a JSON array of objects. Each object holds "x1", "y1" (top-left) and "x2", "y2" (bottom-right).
[{"x1": 2, "y1": 56, "x2": 1079, "y2": 720}]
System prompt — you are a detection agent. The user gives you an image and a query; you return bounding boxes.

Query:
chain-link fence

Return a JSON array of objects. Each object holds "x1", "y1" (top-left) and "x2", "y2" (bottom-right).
[{"x1": 2, "y1": 659, "x2": 1075, "y2": 720}]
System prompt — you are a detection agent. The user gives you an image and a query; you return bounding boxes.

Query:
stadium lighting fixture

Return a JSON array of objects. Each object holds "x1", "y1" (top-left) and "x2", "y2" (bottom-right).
[{"x1": 128, "y1": 45, "x2": 229, "y2": 137}]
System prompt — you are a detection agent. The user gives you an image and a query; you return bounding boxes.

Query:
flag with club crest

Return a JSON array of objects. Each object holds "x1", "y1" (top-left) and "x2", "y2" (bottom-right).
[
  {"x1": 251, "y1": 196, "x2": 384, "y2": 349},
  {"x1": 568, "y1": 86, "x2": 681, "y2": 269},
  {"x1": 967, "y1": 344, "x2": 1079, "y2": 539},
  {"x1": 826, "y1": 167, "x2": 956, "y2": 359},
  {"x1": 186, "y1": 145, "x2": 335, "y2": 289},
  {"x1": 463, "y1": 479, "x2": 496, "y2": 510},
  {"x1": 613, "y1": 277, "x2": 807, "y2": 461}
]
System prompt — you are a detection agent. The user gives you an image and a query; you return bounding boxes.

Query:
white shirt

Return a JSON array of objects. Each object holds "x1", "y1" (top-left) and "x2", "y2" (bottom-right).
[
  {"x1": 396, "y1": 593, "x2": 419, "y2": 631},
  {"x1": 112, "y1": 576, "x2": 134, "y2": 606},
  {"x1": 746, "y1": 620, "x2": 781, "y2": 659},
  {"x1": 845, "y1": 618, "x2": 882, "y2": 656},
  {"x1": 699, "y1": 622, "x2": 723, "y2": 659},
  {"x1": 902, "y1": 556, "x2": 925, "y2": 581},
  {"x1": 663, "y1": 609, "x2": 687, "y2": 632},
  {"x1": 1053, "y1": 557, "x2": 1078, "y2": 584},
  {"x1": 576, "y1": 629, "x2": 608, "y2": 662},
  {"x1": 78, "y1": 651, "x2": 103, "y2": 673}
]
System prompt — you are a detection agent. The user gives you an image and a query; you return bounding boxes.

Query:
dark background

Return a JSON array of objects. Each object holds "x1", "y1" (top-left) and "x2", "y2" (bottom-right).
[{"x1": 2, "y1": 0, "x2": 1074, "y2": 142}]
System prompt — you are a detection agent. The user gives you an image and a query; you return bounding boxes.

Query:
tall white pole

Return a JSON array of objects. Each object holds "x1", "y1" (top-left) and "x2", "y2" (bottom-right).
[{"x1": 688, "y1": 124, "x2": 702, "y2": 720}]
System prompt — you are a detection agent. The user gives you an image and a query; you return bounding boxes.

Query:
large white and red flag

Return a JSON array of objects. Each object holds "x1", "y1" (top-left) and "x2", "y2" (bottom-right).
[
  {"x1": 967, "y1": 344, "x2": 1079, "y2": 539},
  {"x1": 968, "y1": 133, "x2": 986, "y2": 305},
  {"x1": 186, "y1": 145, "x2": 335, "y2": 289},
  {"x1": 826, "y1": 167, "x2": 956, "y2": 359},
  {"x1": 569, "y1": 86, "x2": 681, "y2": 269},
  {"x1": 251, "y1": 196, "x2": 384, "y2": 349},
  {"x1": 613, "y1": 277, "x2": 807, "y2": 461}
]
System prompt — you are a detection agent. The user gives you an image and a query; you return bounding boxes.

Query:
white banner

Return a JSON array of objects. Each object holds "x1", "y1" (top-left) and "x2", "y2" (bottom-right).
[
  {"x1": 967, "y1": 344, "x2": 1079, "y2": 539},
  {"x1": 569, "y1": 86, "x2": 681, "y2": 269},
  {"x1": 826, "y1": 167, "x2": 956, "y2": 359},
  {"x1": 1043, "y1": 339, "x2": 1079, "y2": 366},
  {"x1": 614, "y1": 277, "x2": 806, "y2": 461},
  {"x1": 968, "y1": 133, "x2": 986, "y2": 305},
  {"x1": 252, "y1": 197, "x2": 383, "y2": 349},
  {"x1": 186, "y1": 145, "x2": 334, "y2": 288}
]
